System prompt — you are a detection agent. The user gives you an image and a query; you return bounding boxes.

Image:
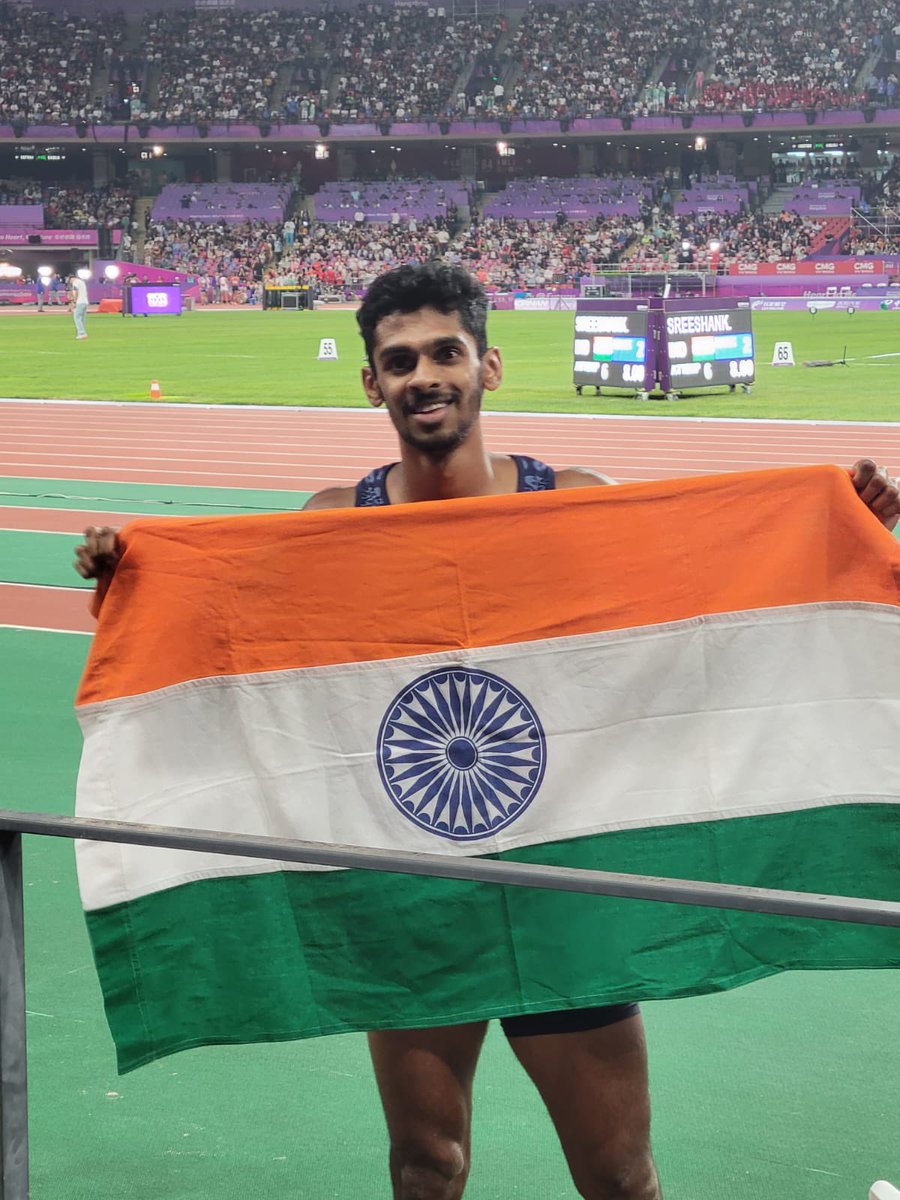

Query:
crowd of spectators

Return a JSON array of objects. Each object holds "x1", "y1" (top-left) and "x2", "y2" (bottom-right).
[
  {"x1": 142, "y1": 9, "x2": 320, "y2": 124},
  {"x1": 143, "y1": 218, "x2": 280, "y2": 299},
  {"x1": 864, "y1": 70, "x2": 899, "y2": 105},
  {"x1": 0, "y1": 180, "x2": 42, "y2": 205},
  {"x1": 845, "y1": 160, "x2": 900, "y2": 253},
  {"x1": 2, "y1": 0, "x2": 899, "y2": 126},
  {"x1": 0, "y1": 178, "x2": 135, "y2": 231},
  {"x1": 697, "y1": 0, "x2": 880, "y2": 112},
  {"x1": 0, "y1": 5, "x2": 124, "y2": 125},
  {"x1": 43, "y1": 183, "x2": 134, "y2": 230},
  {"x1": 628, "y1": 209, "x2": 827, "y2": 268},
  {"x1": 276, "y1": 218, "x2": 453, "y2": 291},
  {"x1": 328, "y1": 9, "x2": 505, "y2": 123},
  {"x1": 448, "y1": 215, "x2": 635, "y2": 287},
  {"x1": 504, "y1": 0, "x2": 665, "y2": 119},
  {"x1": 134, "y1": 168, "x2": 888, "y2": 299}
]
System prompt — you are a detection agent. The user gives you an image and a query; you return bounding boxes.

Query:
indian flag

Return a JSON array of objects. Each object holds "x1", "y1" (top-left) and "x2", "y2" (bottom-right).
[{"x1": 74, "y1": 465, "x2": 900, "y2": 1073}]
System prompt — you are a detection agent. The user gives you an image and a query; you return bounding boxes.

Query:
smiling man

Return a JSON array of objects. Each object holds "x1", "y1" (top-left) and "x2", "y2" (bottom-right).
[
  {"x1": 74, "y1": 262, "x2": 899, "y2": 1200},
  {"x1": 302, "y1": 262, "x2": 614, "y2": 512},
  {"x1": 303, "y1": 264, "x2": 659, "y2": 1200}
]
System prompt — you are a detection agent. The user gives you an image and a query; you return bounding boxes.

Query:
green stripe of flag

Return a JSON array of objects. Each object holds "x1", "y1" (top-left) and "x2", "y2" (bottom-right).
[{"x1": 86, "y1": 803, "x2": 900, "y2": 1072}]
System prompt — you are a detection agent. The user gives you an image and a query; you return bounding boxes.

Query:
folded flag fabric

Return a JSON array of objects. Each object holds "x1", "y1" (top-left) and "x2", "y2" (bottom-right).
[{"x1": 74, "y1": 465, "x2": 900, "y2": 1072}]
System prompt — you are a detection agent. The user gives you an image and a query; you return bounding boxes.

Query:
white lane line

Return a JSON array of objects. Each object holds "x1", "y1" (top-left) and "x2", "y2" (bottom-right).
[
  {"x1": 2, "y1": 397, "x2": 900, "y2": 428},
  {"x1": 0, "y1": 624, "x2": 91, "y2": 635}
]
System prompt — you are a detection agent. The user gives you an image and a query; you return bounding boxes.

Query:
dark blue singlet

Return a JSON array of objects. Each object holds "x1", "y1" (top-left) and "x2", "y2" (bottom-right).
[
  {"x1": 353, "y1": 452, "x2": 640, "y2": 1038},
  {"x1": 354, "y1": 454, "x2": 556, "y2": 506}
]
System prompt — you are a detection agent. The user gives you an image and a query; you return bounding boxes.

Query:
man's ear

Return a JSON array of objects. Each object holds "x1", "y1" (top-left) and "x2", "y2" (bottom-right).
[
  {"x1": 482, "y1": 346, "x2": 503, "y2": 392},
  {"x1": 362, "y1": 365, "x2": 384, "y2": 407}
]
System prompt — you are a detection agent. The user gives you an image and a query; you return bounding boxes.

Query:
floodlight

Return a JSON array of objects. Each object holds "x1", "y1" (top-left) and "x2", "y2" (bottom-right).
[
  {"x1": 76, "y1": 268, "x2": 91, "y2": 280},
  {"x1": 37, "y1": 265, "x2": 54, "y2": 277},
  {"x1": 104, "y1": 264, "x2": 121, "y2": 280}
]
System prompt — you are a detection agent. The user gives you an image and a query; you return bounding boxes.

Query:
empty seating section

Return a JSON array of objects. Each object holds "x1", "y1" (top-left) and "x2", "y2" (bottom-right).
[
  {"x1": 150, "y1": 184, "x2": 293, "y2": 224},
  {"x1": 483, "y1": 178, "x2": 648, "y2": 219},
  {"x1": 314, "y1": 181, "x2": 468, "y2": 223}
]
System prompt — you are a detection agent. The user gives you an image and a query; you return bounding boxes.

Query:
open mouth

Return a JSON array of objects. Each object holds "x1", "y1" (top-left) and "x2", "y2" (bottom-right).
[{"x1": 406, "y1": 395, "x2": 455, "y2": 423}]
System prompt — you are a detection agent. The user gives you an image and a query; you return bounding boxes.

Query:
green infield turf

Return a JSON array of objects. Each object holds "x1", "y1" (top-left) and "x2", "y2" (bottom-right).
[{"x1": 2, "y1": 307, "x2": 898, "y2": 419}]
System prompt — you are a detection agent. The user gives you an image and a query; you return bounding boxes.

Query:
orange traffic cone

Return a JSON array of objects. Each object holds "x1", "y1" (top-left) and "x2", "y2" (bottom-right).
[{"x1": 149, "y1": 379, "x2": 162, "y2": 400}]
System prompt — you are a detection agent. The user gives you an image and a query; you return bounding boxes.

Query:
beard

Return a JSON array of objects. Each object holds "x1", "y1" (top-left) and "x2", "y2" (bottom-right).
[
  {"x1": 395, "y1": 377, "x2": 483, "y2": 459},
  {"x1": 398, "y1": 409, "x2": 478, "y2": 458}
]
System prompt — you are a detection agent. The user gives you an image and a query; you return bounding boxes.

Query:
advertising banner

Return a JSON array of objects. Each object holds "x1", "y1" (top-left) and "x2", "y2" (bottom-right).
[
  {"x1": 0, "y1": 229, "x2": 99, "y2": 246},
  {"x1": 129, "y1": 284, "x2": 183, "y2": 316},
  {"x1": 729, "y1": 260, "x2": 885, "y2": 276}
]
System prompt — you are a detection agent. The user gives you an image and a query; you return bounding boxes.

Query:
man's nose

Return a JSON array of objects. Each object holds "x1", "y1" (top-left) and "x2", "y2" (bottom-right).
[{"x1": 408, "y1": 357, "x2": 441, "y2": 391}]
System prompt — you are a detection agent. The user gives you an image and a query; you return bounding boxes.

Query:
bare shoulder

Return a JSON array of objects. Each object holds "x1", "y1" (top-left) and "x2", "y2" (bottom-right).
[
  {"x1": 302, "y1": 486, "x2": 357, "y2": 511},
  {"x1": 555, "y1": 466, "x2": 617, "y2": 490}
]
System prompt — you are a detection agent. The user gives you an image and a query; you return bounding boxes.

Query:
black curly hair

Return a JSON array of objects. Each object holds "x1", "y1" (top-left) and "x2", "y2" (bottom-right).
[{"x1": 357, "y1": 262, "x2": 489, "y2": 368}]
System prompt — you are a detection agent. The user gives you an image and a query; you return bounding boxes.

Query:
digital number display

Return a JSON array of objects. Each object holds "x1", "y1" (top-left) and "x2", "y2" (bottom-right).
[
  {"x1": 573, "y1": 309, "x2": 649, "y2": 389},
  {"x1": 664, "y1": 307, "x2": 755, "y2": 386}
]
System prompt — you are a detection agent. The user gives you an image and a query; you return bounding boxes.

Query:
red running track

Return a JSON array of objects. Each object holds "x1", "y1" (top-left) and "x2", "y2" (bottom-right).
[
  {"x1": 4, "y1": 401, "x2": 900, "y2": 491},
  {"x1": 4, "y1": 400, "x2": 900, "y2": 634}
]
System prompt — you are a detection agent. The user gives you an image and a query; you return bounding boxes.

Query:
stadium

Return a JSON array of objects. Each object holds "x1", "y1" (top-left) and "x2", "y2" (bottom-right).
[{"x1": 1, "y1": 0, "x2": 900, "y2": 1197}]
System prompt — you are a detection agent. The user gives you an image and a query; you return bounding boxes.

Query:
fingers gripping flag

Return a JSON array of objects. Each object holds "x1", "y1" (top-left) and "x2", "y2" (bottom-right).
[{"x1": 74, "y1": 466, "x2": 900, "y2": 1071}]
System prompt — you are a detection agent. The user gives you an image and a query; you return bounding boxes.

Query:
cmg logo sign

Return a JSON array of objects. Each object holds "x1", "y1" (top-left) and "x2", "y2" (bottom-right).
[{"x1": 146, "y1": 291, "x2": 170, "y2": 308}]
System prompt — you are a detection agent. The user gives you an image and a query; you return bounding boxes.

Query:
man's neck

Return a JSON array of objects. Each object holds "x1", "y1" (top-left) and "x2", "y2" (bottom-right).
[{"x1": 392, "y1": 432, "x2": 507, "y2": 504}]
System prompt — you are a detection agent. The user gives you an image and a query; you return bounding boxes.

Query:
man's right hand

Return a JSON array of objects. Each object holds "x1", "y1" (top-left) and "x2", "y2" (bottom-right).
[{"x1": 74, "y1": 526, "x2": 121, "y2": 581}]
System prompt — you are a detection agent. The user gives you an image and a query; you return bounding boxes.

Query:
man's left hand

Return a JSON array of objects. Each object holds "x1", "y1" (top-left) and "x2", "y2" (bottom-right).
[{"x1": 850, "y1": 459, "x2": 900, "y2": 531}]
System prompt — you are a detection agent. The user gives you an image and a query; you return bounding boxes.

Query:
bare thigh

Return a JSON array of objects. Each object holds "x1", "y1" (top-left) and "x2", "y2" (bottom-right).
[
  {"x1": 368, "y1": 1022, "x2": 488, "y2": 1200},
  {"x1": 508, "y1": 1012, "x2": 660, "y2": 1199}
]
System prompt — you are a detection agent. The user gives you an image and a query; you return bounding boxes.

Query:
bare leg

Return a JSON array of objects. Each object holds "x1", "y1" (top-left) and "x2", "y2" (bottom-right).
[
  {"x1": 368, "y1": 1022, "x2": 488, "y2": 1200},
  {"x1": 508, "y1": 1013, "x2": 661, "y2": 1200}
]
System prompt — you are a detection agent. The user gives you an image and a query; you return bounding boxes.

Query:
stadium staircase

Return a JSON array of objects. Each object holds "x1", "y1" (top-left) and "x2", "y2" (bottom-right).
[
  {"x1": 489, "y1": 9, "x2": 526, "y2": 103},
  {"x1": 270, "y1": 64, "x2": 296, "y2": 117},
  {"x1": 113, "y1": 14, "x2": 152, "y2": 119},
  {"x1": 639, "y1": 50, "x2": 673, "y2": 102},
  {"x1": 761, "y1": 185, "x2": 795, "y2": 215},
  {"x1": 685, "y1": 52, "x2": 715, "y2": 105},
  {"x1": 142, "y1": 62, "x2": 162, "y2": 114},
  {"x1": 89, "y1": 56, "x2": 111, "y2": 113},
  {"x1": 132, "y1": 197, "x2": 154, "y2": 262},
  {"x1": 854, "y1": 46, "x2": 882, "y2": 94}
]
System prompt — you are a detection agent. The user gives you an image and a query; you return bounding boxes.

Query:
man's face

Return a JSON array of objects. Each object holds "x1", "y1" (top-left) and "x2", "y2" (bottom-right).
[{"x1": 362, "y1": 306, "x2": 502, "y2": 457}]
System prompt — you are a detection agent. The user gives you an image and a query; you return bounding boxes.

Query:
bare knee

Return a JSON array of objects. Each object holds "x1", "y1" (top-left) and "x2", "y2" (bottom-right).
[
  {"x1": 391, "y1": 1140, "x2": 468, "y2": 1200},
  {"x1": 572, "y1": 1149, "x2": 661, "y2": 1200}
]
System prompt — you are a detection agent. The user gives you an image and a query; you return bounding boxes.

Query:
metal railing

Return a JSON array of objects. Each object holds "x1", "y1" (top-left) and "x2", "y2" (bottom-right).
[{"x1": 2, "y1": 807, "x2": 899, "y2": 1200}]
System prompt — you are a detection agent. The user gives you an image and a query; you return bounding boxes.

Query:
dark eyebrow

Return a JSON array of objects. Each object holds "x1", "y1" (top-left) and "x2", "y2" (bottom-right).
[{"x1": 377, "y1": 335, "x2": 467, "y2": 364}]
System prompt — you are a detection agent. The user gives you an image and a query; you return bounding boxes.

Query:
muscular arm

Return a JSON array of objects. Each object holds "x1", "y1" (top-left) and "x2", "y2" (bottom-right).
[
  {"x1": 555, "y1": 467, "x2": 617, "y2": 489},
  {"x1": 302, "y1": 486, "x2": 357, "y2": 511}
]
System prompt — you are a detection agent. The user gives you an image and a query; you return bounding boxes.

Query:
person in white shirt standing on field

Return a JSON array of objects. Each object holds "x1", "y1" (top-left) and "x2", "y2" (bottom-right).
[{"x1": 68, "y1": 274, "x2": 89, "y2": 340}]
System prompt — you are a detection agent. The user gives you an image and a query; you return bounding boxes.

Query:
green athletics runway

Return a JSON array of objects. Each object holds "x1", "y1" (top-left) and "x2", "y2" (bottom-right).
[{"x1": 2, "y1": 476, "x2": 899, "y2": 1199}]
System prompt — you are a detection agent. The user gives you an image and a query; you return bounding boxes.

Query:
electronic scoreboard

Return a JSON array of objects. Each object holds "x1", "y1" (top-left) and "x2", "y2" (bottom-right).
[
  {"x1": 573, "y1": 302, "x2": 652, "y2": 393},
  {"x1": 662, "y1": 302, "x2": 755, "y2": 389},
  {"x1": 573, "y1": 296, "x2": 755, "y2": 400}
]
